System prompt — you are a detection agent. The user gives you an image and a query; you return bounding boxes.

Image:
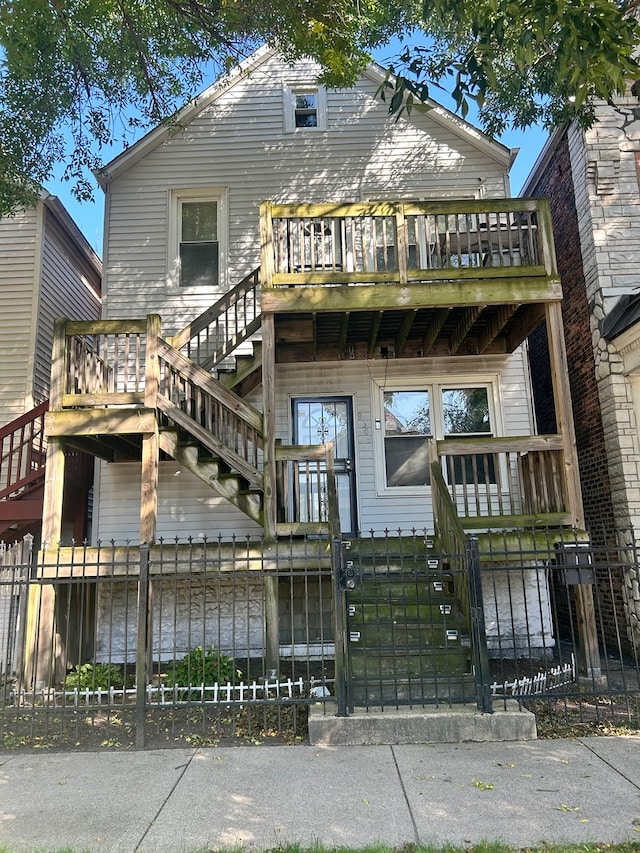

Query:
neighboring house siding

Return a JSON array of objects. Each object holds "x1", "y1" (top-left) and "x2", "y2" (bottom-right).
[
  {"x1": 0, "y1": 205, "x2": 40, "y2": 425},
  {"x1": 34, "y1": 207, "x2": 102, "y2": 404},
  {"x1": 103, "y1": 53, "x2": 510, "y2": 334},
  {"x1": 526, "y1": 129, "x2": 617, "y2": 533}
]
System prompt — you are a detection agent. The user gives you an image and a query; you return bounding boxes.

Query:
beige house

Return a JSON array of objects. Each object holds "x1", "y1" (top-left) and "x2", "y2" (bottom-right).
[{"x1": 34, "y1": 48, "x2": 589, "y2": 706}]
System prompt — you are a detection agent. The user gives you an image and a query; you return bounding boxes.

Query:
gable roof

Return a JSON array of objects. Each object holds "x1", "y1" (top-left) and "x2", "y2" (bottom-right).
[{"x1": 97, "y1": 45, "x2": 514, "y2": 188}]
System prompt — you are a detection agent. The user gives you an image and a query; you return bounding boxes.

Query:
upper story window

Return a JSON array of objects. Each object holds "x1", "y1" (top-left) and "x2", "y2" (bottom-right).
[
  {"x1": 169, "y1": 189, "x2": 227, "y2": 290},
  {"x1": 180, "y1": 199, "x2": 218, "y2": 287},
  {"x1": 284, "y1": 85, "x2": 327, "y2": 132},
  {"x1": 295, "y1": 94, "x2": 318, "y2": 128}
]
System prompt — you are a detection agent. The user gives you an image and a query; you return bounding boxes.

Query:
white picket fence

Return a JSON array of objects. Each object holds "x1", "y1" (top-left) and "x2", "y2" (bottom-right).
[
  {"x1": 11, "y1": 676, "x2": 335, "y2": 708},
  {"x1": 490, "y1": 655, "x2": 576, "y2": 697}
]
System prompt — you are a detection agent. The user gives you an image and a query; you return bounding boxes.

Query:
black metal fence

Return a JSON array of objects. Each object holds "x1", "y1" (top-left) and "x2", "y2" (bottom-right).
[{"x1": 1, "y1": 528, "x2": 639, "y2": 749}]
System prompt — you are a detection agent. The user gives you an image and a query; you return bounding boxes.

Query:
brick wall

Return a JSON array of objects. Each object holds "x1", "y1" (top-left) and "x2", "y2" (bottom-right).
[
  {"x1": 527, "y1": 130, "x2": 617, "y2": 534},
  {"x1": 525, "y1": 129, "x2": 626, "y2": 647}
]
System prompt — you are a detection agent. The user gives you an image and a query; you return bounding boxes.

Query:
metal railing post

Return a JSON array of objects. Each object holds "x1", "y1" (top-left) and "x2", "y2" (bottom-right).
[
  {"x1": 135, "y1": 543, "x2": 150, "y2": 748},
  {"x1": 466, "y1": 535, "x2": 493, "y2": 713}
]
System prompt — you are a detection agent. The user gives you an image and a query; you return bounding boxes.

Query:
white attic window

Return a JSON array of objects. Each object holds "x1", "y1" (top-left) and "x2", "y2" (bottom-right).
[{"x1": 284, "y1": 85, "x2": 327, "y2": 132}]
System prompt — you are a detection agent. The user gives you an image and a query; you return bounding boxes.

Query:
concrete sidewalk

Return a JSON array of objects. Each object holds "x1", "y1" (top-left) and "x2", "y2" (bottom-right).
[{"x1": 0, "y1": 737, "x2": 639, "y2": 852}]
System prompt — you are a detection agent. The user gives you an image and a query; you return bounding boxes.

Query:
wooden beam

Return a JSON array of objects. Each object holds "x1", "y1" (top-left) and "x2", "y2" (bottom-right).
[
  {"x1": 140, "y1": 427, "x2": 158, "y2": 544},
  {"x1": 545, "y1": 302, "x2": 584, "y2": 528},
  {"x1": 395, "y1": 310, "x2": 417, "y2": 356},
  {"x1": 339, "y1": 312, "x2": 350, "y2": 357},
  {"x1": 260, "y1": 200, "x2": 274, "y2": 292},
  {"x1": 367, "y1": 312, "x2": 383, "y2": 357},
  {"x1": 477, "y1": 304, "x2": 518, "y2": 354},
  {"x1": 65, "y1": 319, "x2": 147, "y2": 335},
  {"x1": 504, "y1": 303, "x2": 547, "y2": 352},
  {"x1": 46, "y1": 408, "x2": 157, "y2": 437},
  {"x1": 41, "y1": 436, "x2": 65, "y2": 547},
  {"x1": 422, "y1": 308, "x2": 450, "y2": 354},
  {"x1": 312, "y1": 312, "x2": 317, "y2": 361},
  {"x1": 262, "y1": 277, "x2": 563, "y2": 315},
  {"x1": 61, "y1": 392, "x2": 146, "y2": 408},
  {"x1": 449, "y1": 306, "x2": 483, "y2": 355},
  {"x1": 262, "y1": 312, "x2": 277, "y2": 539},
  {"x1": 140, "y1": 313, "x2": 161, "y2": 545}
]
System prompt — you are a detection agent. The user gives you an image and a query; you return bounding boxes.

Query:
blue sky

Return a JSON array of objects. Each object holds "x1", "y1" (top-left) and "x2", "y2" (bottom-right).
[{"x1": 43, "y1": 43, "x2": 548, "y2": 258}]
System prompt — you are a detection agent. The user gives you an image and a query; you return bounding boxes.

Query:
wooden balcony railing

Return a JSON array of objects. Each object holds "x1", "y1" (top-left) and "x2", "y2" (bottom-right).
[
  {"x1": 49, "y1": 317, "x2": 264, "y2": 490},
  {"x1": 170, "y1": 269, "x2": 261, "y2": 370},
  {"x1": 275, "y1": 443, "x2": 337, "y2": 535},
  {"x1": 430, "y1": 435, "x2": 572, "y2": 530},
  {"x1": 60, "y1": 320, "x2": 147, "y2": 407},
  {"x1": 261, "y1": 199, "x2": 556, "y2": 288}
]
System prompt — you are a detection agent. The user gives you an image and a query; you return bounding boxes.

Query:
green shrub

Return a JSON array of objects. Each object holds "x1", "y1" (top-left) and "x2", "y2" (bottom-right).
[
  {"x1": 64, "y1": 662, "x2": 124, "y2": 691},
  {"x1": 165, "y1": 646, "x2": 240, "y2": 689}
]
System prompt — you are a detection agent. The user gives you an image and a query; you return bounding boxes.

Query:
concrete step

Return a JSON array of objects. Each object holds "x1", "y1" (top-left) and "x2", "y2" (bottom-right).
[{"x1": 308, "y1": 701, "x2": 537, "y2": 745}]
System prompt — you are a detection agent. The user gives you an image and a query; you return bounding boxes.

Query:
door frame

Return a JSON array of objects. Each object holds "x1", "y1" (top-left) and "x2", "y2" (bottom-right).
[{"x1": 291, "y1": 395, "x2": 358, "y2": 535}]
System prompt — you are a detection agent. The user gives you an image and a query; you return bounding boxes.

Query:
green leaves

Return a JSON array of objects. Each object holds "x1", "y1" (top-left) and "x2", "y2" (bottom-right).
[{"x1": 1, "y1": 0, "x2": 639, "y2": 216}]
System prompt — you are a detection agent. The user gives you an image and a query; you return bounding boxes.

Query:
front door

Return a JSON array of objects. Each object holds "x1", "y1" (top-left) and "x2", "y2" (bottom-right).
[{"x1": 293, "y1": 397, "x2": 357, "y2": 534}]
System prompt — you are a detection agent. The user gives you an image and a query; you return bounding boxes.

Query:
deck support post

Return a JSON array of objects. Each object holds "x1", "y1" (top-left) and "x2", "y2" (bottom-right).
[
  {"x1": 545, "y1": 302, "x2": 584, "y2": 528},
  {"x1": 545, "y1": 303, "x2": 601, "y2": 677},
  {"x1": 140, "y1": 314, "x2": 161, "y2": 545},
  {"x1": 260, "y1": 206, "x2": 280, "y2": 673},
  {"x1": 262, "y1": 311, "x2": 279, "y2": 674},
  {"x1": 27, "y1": 317, "x2": 69, "y2": 688}
]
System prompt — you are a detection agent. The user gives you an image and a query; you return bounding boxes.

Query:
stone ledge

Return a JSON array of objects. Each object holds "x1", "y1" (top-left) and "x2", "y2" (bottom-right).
[{"x1": 308, "y1": 702, "x2": 537, "y2": 746}]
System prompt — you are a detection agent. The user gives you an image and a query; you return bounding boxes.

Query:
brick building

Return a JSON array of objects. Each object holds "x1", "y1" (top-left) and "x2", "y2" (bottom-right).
[{"x1": 522, "y1": 103, "x2": 640, "y2": 647}]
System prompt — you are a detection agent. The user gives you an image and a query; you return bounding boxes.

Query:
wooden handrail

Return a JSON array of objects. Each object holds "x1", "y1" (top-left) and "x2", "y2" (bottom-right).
[
  {"x1": 274, "y1": 443, "x2": 339, "y2": 532},
  {"x1": 433, "y1": 433, "x2": 570, "y2": 525},
  {"x1": 0, "y1": 401, "x2": 48, "y2": 441},
  {"x1": 0, "y1": 402, "x2": 48, "y2": 501},
  {"x1": 157, "y1": 339, "x2": 263, "y2": 488},
  {"x1": 170, "y1": 269, "x2": 261, "y2": 370}
]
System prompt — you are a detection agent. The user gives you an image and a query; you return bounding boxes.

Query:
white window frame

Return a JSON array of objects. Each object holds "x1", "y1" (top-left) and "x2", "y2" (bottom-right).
[
  {"x1": 167, "y1": 188, "x2": 227, "y2": 291},
  {"x1": 372, "y1": 375, "x2": 503, "y2": 496},
  {"x1": 283, "y1": 84, "x2": 327, "y2": 133}
]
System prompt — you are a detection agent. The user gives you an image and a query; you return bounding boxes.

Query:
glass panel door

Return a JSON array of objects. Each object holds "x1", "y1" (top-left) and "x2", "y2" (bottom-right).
[{"x1": 293, "y1": 397, "x2": 357, "y2": 534}]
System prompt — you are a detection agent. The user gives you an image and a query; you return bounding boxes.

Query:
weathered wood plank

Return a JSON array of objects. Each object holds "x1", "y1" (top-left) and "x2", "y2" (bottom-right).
[
  {"x1": 46, "y1": 408, "x2": 157, "y2": 436},
  {"x1": 65, "y1": 319, "x2": 147, "y2": 335},
  {"x1": 435, "y1": 434, "x2": 564, "y2": 455},
  {"x1": 61, "y1": 392, "x2": 146, "y2": 408},
  {"x1": 262, "y1": 278, "x2": 563, "y2": 314}
]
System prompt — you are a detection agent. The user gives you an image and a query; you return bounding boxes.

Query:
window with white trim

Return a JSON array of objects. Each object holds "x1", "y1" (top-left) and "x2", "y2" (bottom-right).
[
  {"x1": 377, "y1": 382, "x2": 495, "y2": 491},
  {"x1": 284, "y1": 85, "x2": 327, "y2": 132},
  {"x1": 169, "y1": 190, "x2": 226, "y2": 289}
]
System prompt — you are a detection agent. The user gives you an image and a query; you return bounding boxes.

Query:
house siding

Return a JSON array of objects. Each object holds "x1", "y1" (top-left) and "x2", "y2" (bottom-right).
[
  {"x1": 102, "y1": 53, "x2": 509, "y2": 334},
  {"x1": 0, "y1": 205, "x2": 40, "y2": 425},
  {"x1": 34, "y1": 206, "x2": 102, "y2": 405},
  {"x1": 95, "y1": 353, "x2": 533, "y2": 541}
]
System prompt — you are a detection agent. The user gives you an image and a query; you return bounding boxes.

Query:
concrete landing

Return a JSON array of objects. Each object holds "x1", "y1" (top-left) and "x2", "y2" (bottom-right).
[{"x1": 308, "y1": 701, "x2": 537, "y2": 745}]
